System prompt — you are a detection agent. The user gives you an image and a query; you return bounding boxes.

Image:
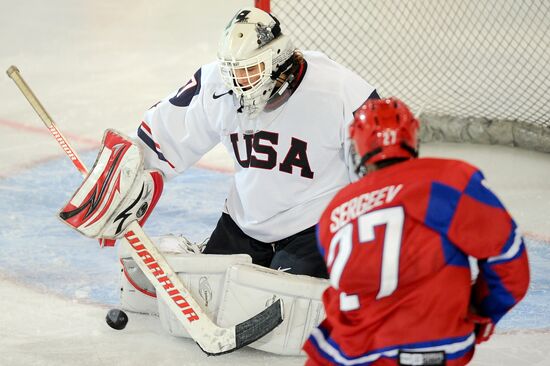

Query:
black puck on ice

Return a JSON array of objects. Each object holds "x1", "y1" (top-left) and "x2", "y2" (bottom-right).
[{"x1": 106, "y1": 308, "x2": 128, "y2": 330}]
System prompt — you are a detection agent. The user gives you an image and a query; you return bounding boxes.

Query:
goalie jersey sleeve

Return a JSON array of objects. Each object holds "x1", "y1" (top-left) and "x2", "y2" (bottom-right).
[
  {"x1": 304, "y1": 157, "x2": 529, "y2": 366},
  {"x1": 136, "y1": 67, "x2": 220, "y2": 179}
]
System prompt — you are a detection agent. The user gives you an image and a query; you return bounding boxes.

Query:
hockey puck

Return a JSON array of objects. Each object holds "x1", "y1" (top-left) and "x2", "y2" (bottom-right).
[{"x1": 105, "y1": 308, "x2": 128, "y2": 330}]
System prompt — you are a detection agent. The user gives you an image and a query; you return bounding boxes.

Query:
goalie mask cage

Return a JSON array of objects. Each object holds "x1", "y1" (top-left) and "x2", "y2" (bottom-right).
[{"x1": 255, "y1": 0, "x2": 550, "y2": 152}]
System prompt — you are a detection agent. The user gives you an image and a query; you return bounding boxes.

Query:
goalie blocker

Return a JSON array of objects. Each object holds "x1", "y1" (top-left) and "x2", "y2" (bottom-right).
[
  {"x1": 119, "y1": 235, "x2": 329, "y2": 355},
  {"x1": 59, "y1": 129, "x2": 163, "y2": 240}
]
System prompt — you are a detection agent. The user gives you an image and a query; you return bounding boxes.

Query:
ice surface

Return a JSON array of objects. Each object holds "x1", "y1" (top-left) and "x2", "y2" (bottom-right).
[{"x1": 1, "y1": 146, "x2": 549, "y2": 366}]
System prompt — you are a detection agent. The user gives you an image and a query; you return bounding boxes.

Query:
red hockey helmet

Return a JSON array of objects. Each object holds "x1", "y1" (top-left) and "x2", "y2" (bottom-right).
[{"x1": 349, "y1": 98, "x2": 419, "y2": 170}]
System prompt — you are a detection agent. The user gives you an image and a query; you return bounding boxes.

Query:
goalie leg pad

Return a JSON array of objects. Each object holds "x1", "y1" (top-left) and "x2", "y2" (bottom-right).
[
  {"x1": 119, "y1": 235, "x2": 250, "y2": 317},
  {"x1": 158, "y1": 262, "x2": 328, "y2": 354},
  {"x1": 156, "y1": 253, "x2": 253, "y2": 338},
  {"x1": 218, "y1": 264, "x2": 328, "y2": 355},
  {"x1": 120, "y1": 256, "x2": 158, "y2": 315}
]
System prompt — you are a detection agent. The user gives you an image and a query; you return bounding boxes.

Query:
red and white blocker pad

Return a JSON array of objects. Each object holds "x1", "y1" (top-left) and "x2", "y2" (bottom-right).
[{"x1": 59, "y1": 129, "x2": 163, "y2": 240}]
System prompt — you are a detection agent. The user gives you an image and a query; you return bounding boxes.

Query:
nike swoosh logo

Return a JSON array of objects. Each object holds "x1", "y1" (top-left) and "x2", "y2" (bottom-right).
[
  {"x1": 277, "y1": 267, "x2": 292, "y2": 272},
  {"x1": 212, "y1": 90, "x2": 232, "y2": 99}
]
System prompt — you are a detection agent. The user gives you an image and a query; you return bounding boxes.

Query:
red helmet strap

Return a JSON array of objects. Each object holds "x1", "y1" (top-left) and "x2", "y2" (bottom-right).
[
  {"x1": 355, "y1": 142, "x2": 418, "y2": 174},
  {"x1": 400, "y1": 142, "x2": 419, "y2": 158}
]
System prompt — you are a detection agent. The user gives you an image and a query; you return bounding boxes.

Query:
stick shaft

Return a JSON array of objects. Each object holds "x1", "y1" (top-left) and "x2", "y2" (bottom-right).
[{"x1": 6, "y1": 65, "x2": 88, "y2": 175}]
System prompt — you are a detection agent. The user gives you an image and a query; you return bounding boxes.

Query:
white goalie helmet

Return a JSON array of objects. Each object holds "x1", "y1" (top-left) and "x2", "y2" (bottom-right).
[{"x1": 218, "y1": 7, "x2": 295, "y2": 119}]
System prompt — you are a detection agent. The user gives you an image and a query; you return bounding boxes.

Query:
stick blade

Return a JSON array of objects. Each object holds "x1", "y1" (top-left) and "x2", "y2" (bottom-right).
[
  {"x1": 201, "y1": 299, "x2": 284, "y2": 356},
  {"x1": 235, "y1": 298, "x2": 284, "y2": 349}
]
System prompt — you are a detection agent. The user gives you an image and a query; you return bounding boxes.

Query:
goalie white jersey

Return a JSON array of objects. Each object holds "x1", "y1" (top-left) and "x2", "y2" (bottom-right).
[{"x1": 137, "y1": 51, "x2": 377, "y2": 242}]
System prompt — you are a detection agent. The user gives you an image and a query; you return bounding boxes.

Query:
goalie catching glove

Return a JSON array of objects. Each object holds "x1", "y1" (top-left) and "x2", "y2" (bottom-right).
[{"x1": 59, "y1": 129, "x2": 163, "y2": 240}]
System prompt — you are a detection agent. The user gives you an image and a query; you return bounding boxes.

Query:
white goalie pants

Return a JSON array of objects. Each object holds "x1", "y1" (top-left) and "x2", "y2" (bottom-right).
[{"x1": 118, "y1": 235, "x2": 329, "y2": 356}]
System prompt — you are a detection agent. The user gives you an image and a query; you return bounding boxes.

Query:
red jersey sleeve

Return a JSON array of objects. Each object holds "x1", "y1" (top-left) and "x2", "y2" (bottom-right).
[{"x1": 425, "y1": 167, "x2": 529, "y2": 323}]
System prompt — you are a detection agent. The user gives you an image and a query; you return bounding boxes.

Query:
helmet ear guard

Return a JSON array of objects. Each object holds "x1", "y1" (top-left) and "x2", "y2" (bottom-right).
[{"x1": 349, "y1": 98, "x2": 420, "y2": 175}]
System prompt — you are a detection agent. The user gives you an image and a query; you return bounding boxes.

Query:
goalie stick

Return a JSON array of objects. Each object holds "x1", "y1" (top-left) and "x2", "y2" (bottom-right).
[{"x1": 6, "y1": 65, "x2": 284, "y2": 355}]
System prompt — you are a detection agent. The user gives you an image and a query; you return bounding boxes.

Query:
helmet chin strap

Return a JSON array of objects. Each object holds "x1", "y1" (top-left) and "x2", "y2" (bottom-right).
[
  {"x1": 355, "y1": 148, "x2": 383, "y2": 175},
  {"x1": 237, "y1": 95, "x2": 244, "y2": 114},
  {"x1": 354, "y1": 143, "x2": 419, "y2": 175}
]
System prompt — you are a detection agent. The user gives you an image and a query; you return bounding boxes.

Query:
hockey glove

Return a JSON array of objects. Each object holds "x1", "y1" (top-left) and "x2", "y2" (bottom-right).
[
  {"x1": 467, "y1": 308, "x2": 495, "y2": 344},
  {"x1": 59, "y1": 129, "x2": 163, "y2": 241}
]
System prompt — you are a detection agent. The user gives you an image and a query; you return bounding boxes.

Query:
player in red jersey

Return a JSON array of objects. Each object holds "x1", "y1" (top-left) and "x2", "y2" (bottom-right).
[{"x1": 303, "y1": 98, "x2": 530, "y2": 366}]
